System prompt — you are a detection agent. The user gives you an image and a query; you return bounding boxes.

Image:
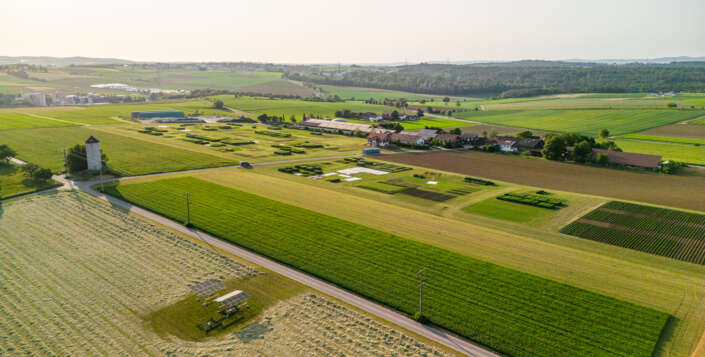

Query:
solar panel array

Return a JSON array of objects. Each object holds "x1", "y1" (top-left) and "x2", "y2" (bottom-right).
[
  {"x1": 220, "y1": 291, "x2": 251, "y2": 309},
  {"x1": 190, "y1": 279, "x2": 226, "y2": 296}
]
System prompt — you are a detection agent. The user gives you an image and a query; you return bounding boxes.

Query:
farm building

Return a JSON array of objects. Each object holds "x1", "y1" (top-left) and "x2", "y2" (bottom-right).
[
  {"x1": 391, "y1": 133, "x2": 425, "y2": 145},
  {"x1": 460, "y1": 133, "x2": 485, "y2": 145},
  {"x1": 516, "y1": 138, "x2": 544, "y2": 156},
  {"x1": 131, "y1": 110, "x2": 185, "y2": 119},
  {"x1": 301, "y1": 119, "x2": 373, "y2": 134},
  {"x1": 492, "y1": 136, "x2": 523, "y2": 152},
  {"x1": 418, "y1": 129, "x2": 441, "y2": 141},
  {"x1": 367, "y1": 132, "x2": 391, "y2": 147},
  {"x1": 567, "y1": 147, "x2": 663, "y2": 170},
  {"x1": 434, "y1": 134, "x2": 461, "y2": 143},
  {"x1": 362, "y1": 112, "x2": 383, "y2": 122}
]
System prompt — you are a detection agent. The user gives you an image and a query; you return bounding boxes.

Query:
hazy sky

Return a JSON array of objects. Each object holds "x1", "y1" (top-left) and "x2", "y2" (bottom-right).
[{"x1": 2, "y1": 0, "x2": 703, "y2": 63}]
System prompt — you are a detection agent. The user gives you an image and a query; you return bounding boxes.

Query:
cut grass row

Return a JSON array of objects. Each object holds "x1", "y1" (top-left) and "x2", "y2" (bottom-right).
[
  {"x1": 0, "y1": 127, "x2": 238, "y2": 175},
  {"x1": 103, "y1": 176, "x2": 669, "y2": 357},
  {"x1": 453, "y1": 109, "x2": 705, "y2": 136}
]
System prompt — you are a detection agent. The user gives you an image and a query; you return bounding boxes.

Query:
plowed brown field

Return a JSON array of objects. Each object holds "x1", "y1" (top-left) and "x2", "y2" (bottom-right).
[{"x1": 379, "y1": 150, "x2": 705, "y2": 212}]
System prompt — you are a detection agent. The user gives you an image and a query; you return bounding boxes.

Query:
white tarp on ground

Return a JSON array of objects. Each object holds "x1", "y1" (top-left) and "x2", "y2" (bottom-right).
[
  {"x1": 337, "y1": 167, "x2": 389, "y2": 176},
  {"x1": 343, "y1": 177, "x2": 362, "y2": 181}
]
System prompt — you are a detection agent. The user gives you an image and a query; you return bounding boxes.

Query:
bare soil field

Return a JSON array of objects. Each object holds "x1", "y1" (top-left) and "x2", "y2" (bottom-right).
[
  {"x1": 0, "y1": 192, "x2": 454, "y2": 356},
  {"x1": 380, "y1": 150, "x2": 705, "y2": 212},
  {"x1": 636, "y1": 124, "x2": 705, "y2": 140}
]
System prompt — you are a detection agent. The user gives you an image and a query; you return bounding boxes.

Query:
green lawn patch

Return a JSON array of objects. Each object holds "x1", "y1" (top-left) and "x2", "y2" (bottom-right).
[
  {"x1": 0, "y1": 127, "x2": 238, "y2": 176},
  {"x1": 0, "y1": 163, "x2": 62, "y2": 199},
  {"x1": 0, "y1": 113, "x2": 77, "y2": 130}
]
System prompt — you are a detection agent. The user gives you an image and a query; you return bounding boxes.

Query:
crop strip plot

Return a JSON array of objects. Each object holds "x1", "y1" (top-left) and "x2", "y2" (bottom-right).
[
  {"x1": 102, "y1": 177, "x2": 670, "y2": 357},
  {"x1": 561, "y1": 201, "x2": 705, "y2": 264}
]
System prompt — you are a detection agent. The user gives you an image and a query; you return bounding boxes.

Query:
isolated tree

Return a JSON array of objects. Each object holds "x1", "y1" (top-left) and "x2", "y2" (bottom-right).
[
  {"x1": 488, "y1": 129, "x2": 499, "y2": 139},
  {"x1": 21, "y1": 162, "x2": 40, "y2": 178},
  {"x1": 456, "y1": 101, "x2": 461, "y2": 108},
  {"x1": 416, "y1": 108, "x2": 424, "y2": 118},
  {"x1": 393, "y1": 123, "x2": 404, "y2": 132},
  {"x1": 212, "y1": 99, "x2": 224, "y2": 109},
  {"x1": 596, "y1": 153, "x2": 609, "y2": 166},
  {"x1": 443, "y1": 97, "x2": 450, "y2": 106},
  {"x1": 35, "y1": 168, "x2": 53, "y2": 182},
  {"x1": 662, "y1": 161, "x2": 680, "y2": 174},
  {"x1": 257, "y1": 114, "x2": 269, "y2": 123},
  {"x1": 485, "y1": 144, "x2": 499, "y2": 153},
  {"x1": 599, "y1": 128, "x2": 610, "y2": 138},
  {"x1": 391, "y1": 110, "x2": 400, "y2": 121},
  {"x1": 289, "y1": 114, "x2": 297, "y2": 123},
  {"x1": 572, "y1": 141, "x2": 593, "y2": 163},
  {"x1": 542, "y1": 136, "x2": 567, "y2": 161},
  {"x1": 449, "y1": 128, "x2": 462, "y2": 135},
  {"x1": 0, "y1": 144, "x2": 16, "y2": 164},
  {"x1": 515, "y1": 130, "x2": 533, "y2": 138},
  {"x1": 481, "y1": 130, "x2": 488, "y2": 139}
]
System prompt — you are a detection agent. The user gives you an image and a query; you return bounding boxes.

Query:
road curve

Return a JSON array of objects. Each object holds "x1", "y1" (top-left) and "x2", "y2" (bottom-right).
[{"x1": 76, "y1": 182, "x2": 500, "y2": 357}]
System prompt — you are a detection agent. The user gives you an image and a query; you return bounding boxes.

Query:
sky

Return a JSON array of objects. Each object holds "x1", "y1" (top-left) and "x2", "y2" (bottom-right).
[{"x1": 2, "y1": 0, "x2": 704, "y2": 64}]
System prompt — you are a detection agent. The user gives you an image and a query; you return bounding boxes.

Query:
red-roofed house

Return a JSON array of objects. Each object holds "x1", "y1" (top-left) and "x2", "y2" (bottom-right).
[
  {"x1": 492, "y1": 136, "x2": 523, "y2": 152},
  {"x1": 391, "y1": 133, "x2": 425, "y2": 145},
  {"x1": 367, "y1": 132, "x2": 391, "y2": 147}
]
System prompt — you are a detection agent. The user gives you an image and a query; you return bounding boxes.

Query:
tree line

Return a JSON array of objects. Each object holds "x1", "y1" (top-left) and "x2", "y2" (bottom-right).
[{"x1": 283, "y1": 63, "x2": 705, "y2": 97}]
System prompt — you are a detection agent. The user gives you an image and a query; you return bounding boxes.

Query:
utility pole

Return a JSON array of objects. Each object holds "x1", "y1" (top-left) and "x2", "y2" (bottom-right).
[
  {"x1": 417, "y1": 267, "x2": 427, "y2": 316},
  {"x1": 61, "y1": 148, "x2": 69, "y2": 174},
  {"x1": 184, "y1": 192, "x2": 193, "y2": 225}
]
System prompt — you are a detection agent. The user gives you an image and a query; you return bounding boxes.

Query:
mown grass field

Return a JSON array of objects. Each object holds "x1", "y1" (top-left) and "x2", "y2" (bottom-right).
[
  {"x1": 608, "y1": 139, "x2": 705, "y2": 165},
  {"x1": 619, "y1": 134, "x2": 705, "y2": 145},
  {"x1": 0, "y1": 163, "x2": 61, "y2": 199},
  {"x1": 561, "y1": 201, "x2": 705, "y2": 265},
  {"x1": 0, "y1": 127, "x2": 238, "y2": 175},
  {"x1": 217, "y1": 96, "x2": 392, "y2": 118},
  {"x1": 462, "y1": 195, "x2": 559, "y2": 224},
  {"x1": 320, "y1": 85, "x2": 476, "y2": 102},
  {"x1": 0, "y1": 112, "x2": 76, "y2": 130},
  {"x1": 0, "y1": 192, "x2": 451, "y2": 356},
  {"x1": 453, "y1": 109, "x2": 705, "y2": 136},
  {"x1": 103, "y1": 176, "x2": 670, "y2": 357}
]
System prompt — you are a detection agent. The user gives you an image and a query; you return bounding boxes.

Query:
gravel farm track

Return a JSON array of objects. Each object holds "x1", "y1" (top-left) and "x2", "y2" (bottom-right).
[{"x1": 378, "y1": 150, "x2": 705, "y2": 212}]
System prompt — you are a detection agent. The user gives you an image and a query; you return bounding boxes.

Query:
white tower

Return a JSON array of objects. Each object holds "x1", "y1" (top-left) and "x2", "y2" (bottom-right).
[{"x1": 85, "y1": 136, "x2": 102, "y2": 171}]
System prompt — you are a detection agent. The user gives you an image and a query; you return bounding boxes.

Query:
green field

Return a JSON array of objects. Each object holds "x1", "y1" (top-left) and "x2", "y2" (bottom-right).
[
  {"x1": 463, "y1": 195, "x2": 561, "y2": 223},
  {"x1": 0, "y1": 127, "x2": 238, "y2": 175},
  {"x1": 218, "y1": 96, "x2": 393, "y2": 118},
  {"x1": 102, "y1": 176, "x2": 669, "y2": 357},
  {"x1": 453, "y1": 109, "x2": 705, "y2": 136},
  {"x1": 0, "y1": 163, "x2": 61, "y2": 199},
  {"x1": 609, "y1": 139, "x2": 705, "y2": 165},
  {"x1": 0, "y1": 113, "x2": 76, "y2": 130},
  {"x1": 619, "y1": 134, "x2": 705, "y2": 145},
  {"x1": 561, "y1": 201, "x2": 705, "y2": 265},
  {"x1": 320, "y1": 85, "x2": 476, "y2": 102}
]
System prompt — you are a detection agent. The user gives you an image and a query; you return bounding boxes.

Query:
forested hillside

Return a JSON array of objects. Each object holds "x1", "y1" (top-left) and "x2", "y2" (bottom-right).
[{"x1": 285, "y1": 63, "x2": 705, "y2": 97}]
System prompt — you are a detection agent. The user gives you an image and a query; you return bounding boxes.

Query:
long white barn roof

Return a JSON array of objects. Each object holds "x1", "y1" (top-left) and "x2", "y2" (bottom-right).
[{"x1": 306, "y1": 119, "x2": 373, "y2": 131}]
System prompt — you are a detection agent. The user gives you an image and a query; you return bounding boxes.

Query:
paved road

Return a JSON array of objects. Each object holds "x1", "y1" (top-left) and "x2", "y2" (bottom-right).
[{"x1": 76, "y1": 182, "x2": 498, "y2": 357}]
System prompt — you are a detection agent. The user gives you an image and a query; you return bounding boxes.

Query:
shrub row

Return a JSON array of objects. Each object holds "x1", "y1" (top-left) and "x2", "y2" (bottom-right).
[{"x1": 464, "y1": 177, "x2": 495, "y2": 185}]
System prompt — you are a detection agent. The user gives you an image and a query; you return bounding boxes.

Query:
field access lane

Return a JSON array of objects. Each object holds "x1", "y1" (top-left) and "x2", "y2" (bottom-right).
[{"x1": 77, "y1": 183, "x2": 499, "y2": 357}]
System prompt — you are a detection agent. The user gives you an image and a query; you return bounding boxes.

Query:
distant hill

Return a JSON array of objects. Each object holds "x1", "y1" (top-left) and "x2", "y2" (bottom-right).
[{"x1": 0, "y1": 56, "x2": 135, "y2": 66}]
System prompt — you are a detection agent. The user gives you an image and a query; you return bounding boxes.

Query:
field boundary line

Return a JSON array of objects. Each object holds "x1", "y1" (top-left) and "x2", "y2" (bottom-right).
[
  {"x1": 75, "y1": 184, "x2": 498, "y2": 357},
  {"x1": 26, "y1": 113, "x2": 84, "y2": 125}
]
